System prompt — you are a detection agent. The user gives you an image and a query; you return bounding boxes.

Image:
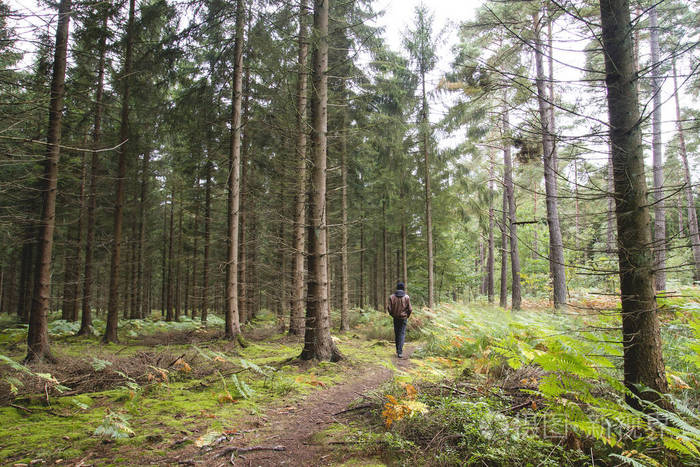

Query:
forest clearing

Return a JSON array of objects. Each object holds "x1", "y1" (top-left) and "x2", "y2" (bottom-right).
[{"x1": 2, "y1": 0, "x2": 700, "y2": 465}]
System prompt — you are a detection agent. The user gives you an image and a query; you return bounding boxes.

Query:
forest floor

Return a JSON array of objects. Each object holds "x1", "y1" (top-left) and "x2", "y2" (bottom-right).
[
  {"x1": 1, "y1": 289, "x2": 699, "y2": 466},
  {"x1": 0, "y1": 310, "x2": 415, "y2": 466}
]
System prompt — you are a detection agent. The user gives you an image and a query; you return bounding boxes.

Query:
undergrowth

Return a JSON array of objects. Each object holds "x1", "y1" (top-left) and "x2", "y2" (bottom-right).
[
  {"x1": 360, "y1": 290, "x2": 700, "y2": 466},
  {"x1": 0, "y1": 309, "x2": 392, "y2": 465}
]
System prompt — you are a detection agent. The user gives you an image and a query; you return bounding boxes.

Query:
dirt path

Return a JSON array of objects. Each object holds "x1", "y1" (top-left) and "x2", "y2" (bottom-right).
[{"x1": 204, "y1": 347, "x2": 414, "y2": 466}]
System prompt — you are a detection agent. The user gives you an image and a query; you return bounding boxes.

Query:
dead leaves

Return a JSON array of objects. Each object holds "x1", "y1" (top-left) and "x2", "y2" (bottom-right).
[{"x1": 382, "y1": 383, "x2": 428, "y2": 428}]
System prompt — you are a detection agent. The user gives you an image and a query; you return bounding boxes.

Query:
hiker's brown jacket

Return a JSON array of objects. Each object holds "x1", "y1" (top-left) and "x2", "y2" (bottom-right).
[{"x1": 386, "y1": 293, "x2": 412, "y2": 319}]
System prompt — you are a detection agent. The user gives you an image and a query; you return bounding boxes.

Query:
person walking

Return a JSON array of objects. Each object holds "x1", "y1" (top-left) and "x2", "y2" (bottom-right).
[{"x1": 386, "y1": 282, "x2": 412, "y2": 358}]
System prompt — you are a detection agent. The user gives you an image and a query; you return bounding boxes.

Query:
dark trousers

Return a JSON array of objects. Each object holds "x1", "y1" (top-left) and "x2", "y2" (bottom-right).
[{"x1": 393, "y1": 318, "x2": 407, "y2": 355}]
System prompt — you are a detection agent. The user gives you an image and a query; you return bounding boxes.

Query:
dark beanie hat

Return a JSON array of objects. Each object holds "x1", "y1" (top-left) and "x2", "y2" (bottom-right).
[{"x1": 396, "y1": 282, "x2": 405, "y2": 290}]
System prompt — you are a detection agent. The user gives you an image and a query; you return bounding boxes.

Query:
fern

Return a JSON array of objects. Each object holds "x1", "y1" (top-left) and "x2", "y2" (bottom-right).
[
  {"x1": 93, "y1": 411, "x2": 134, "y2": 439},
  {"x1": 91, "y1": 357, "x2": 113, "y2": 371},
  {"x1": 609, "y1": 453, "x2": 660, "y2": 467},
  {"x1": 231, "y1": 374, "x2": 254, "y2": 399}
]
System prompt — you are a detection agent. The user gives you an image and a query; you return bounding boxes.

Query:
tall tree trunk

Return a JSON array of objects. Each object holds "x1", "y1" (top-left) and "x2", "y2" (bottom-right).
[
  {"x1": 26, "y1": 0, "x2": 72, "y2": 362},
  {"x1": 487, "y1": 152, "x2": 495, "y2": 303},
  {"x1": 326, "y1": 182, "x2": 332, "y2": 319},
  {"x1": 421, "y1": 72, "x2": 435, "y2": 309},
  {"x1": 238, "y1": 59, "x2": 250, "y2": 326},
  {"x1": 225, "y1": 0, "x2": 245, "y2": 339},
  {"x1": 166, "y1": 189, "x2": 175, "y2": 321},
  {"x1": 290, "y1": 0, "x2": 309, "y2": 335},
  {"x1": 359, "y1": 213, "x2": 365, "y2": 309},
  {"x1": 17, "y1": 231, "x2": 34, "y2": 323},
  {"x1": 301, "y1": 0, "x2": 342, "y2": 362},
  {"x1": 62, "y1": 152, "x2": 86, "y2": 321},
  {"x1": 175, "y1": 202, "x2": 183, "y2": 320},
  {"x1": 672, "y1": 58, "x2": 700, "y2": 281},
  {"x1": 607, "y1": 145, "x2": 616, "y2": 254},
  {"x1": 503, "y1": 108, "x2": 522, "y2": 310},
  {"x1": 137, "y1": 151, "x2": 149, "y2": 318},
  {"x1": 104, "y1": 0, "x2": 135, "y2": 343},
  {"x1": 340, "y1": 110, "x2": 350, "y2": 331},
  {"x1": 278, "y1": 185, "x2": 288, "y2": 328},
  {"x1": 373, "y1": 232, "x2": 379, "y2": 310},
  {"x1": 649, "y1": 5, "x2": 666, "y2": 292},
  {"x1": 599, "y1": 0, "x2": 669, "y2": 406},
  {"x1": 532, "y1": 178, "x2": 538, "y2": 259},
  {"x1": 574, "y1": 159, "x2": 580, "y2": 254},
  {"x1": 79, "y1": 14, "x2": 106, "y2": 334},
  {"x1": 533, "y1": 9, "x2": 566, "y2": 308},
  {"x1": 382, "y1": 200, "x2": 388, "y2": 303},
  {"x1": 190, "y1": 178, "x2": 200, "y2": 319},
  {"x1": 248, "y1": 201, "x2": 259, "y2": 320},
  {"x1": 401, "y1": 222, "x2": 407, "y2": 285},
  {"x1": 160, "y1": 203, "x2": 167, "y2": 317},
  {"x1": 201, "y1": 160, "x2": 212, "y2": 323},
  {"x1": 499, "y1": 190, "x2": 508, "y2": 308},
  {"x1": 129, "y1": 223, "x2": 138, "y2": 318}
]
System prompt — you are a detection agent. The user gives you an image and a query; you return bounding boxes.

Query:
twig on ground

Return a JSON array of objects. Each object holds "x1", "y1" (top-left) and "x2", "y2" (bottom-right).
[
  {"x1": 440, "y1": 384, "x2": 470, "y2": 396},
  {"x1": 333, "y1": 404, "x2": 373, "y2": 416},
  {"x1": 501, "y1": 399, "x2": 535, "y2": 413},
  {"x1": 218, "y1": 445, "x2": 285, "y2": 458},
  {"x1": 10, "y1": 403, "x2": 32, "y2": 413},
  {"x1": 168, "y1": 353, "x2": 187, "y2": 368},
  {"x1": 353, "y1": 391, "x2": 374, "y2": 401}
]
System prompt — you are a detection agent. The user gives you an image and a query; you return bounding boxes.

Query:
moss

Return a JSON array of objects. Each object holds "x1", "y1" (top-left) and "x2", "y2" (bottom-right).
[
  {"x1": 0, "y1": 321, "x2": 409, "y2": 465},
  {"x1": 0, "y1": 404, "x2": 105, "y2": 464},
  {"x1": 335, "y1": 460, "x2": 388, "y2": 467}
]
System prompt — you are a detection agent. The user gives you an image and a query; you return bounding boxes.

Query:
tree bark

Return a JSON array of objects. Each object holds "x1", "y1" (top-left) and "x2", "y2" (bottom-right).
[
  {"x1": 160, "y1": 203, "x2": 167, "y2": 317},
  {"x1": 599, "y1": 0, "x2": 669, "y2": 406},
  {"x1": 62, "y1": 152, "x2": 86, "y2": 321},
  {"x1": 607, "y1": 145, "x2": 616, "y2": 254},
  {"x1": 175, "y1": 201, "x2": 183, "y2": 320},
  {"x1": 137, "y1": 151, "x2": 150, "y2": 318},
  {"x1": 17, "y1": 230, "x2": 34, "y2": 323},
  {"x1": 79, "y1": 12, "x2": 106, "y2": 334},
  {"x1": 26, "y1": 0, "x2": 72, "y2": 362},
  {"x1": 301, "y1": 0, "x2": 342, "y2": 361},
  {"x1": 201, "y1": 159, "x2": 212, "y2": 323},
  {"x1": 421, "y1": 71, "x2": 435, "y2": 309},
  {"x1": 359, "y1": 211, "x2": 365, "y2": 309},
  {"x1": 672, "y1": 58, "x2": 700, "y2": 281},
  {"x1": 225, "y1": 0, "x2": 245, "y2": 340},
  {"x1": 503, "y1": 108, "x2": 522, "y2": 310},
  {"x1": 190, "y1": 177, "x2": 200, "y2": 319},
  {"x1": 166, "y1": 189, "x2": 175, "y2": 321},
  {"x1": 533, "y1": 9, "x2": 566, "y2": 308},
  {"x1": 290, "y1": 0, "x2": 309, "y2": 335},
  {"x1": 238, "y1": 56, "x2": 250, "y2": 325},
  {"x1": 649, "y1": 6, "x2": 666, "y2": 292},
  {"x1": 340, "y1": 110, "x2": 350, "y2": 331},
  {"x1": 104, "y1": 0, "x2": 135, "y2": 343},
  {"x1": 487, "y1": 153, "x2": 495, "y2": 303},
  {"x1": 278, "y1": 185, "x2": 288, "y2": 327},
  {"x1": 532, "y1": 178, "x2": 538, "y2": 259},
  {"x1": 382, "y1": 200, "x2": 388, "y2": 303},
  {"x1": 499, "y1": 190, "x2": 508, "y2": 308}
]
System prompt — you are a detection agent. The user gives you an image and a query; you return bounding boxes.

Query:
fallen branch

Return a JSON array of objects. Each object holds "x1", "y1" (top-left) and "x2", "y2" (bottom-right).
[
  {"x1": 218, "y1": 445, "x2": 286, "y2": 457},
  {"x1": 501, "y1": 399, "x2": 535, "y2": 413},
  {"x1": 440, "y1": 384, "x2": 470, "y2": 396},
  {"x1": 10, "y1": 403, "x2": 32, "y2": 413},
  {"x1": 167, "y1": 353, "x2": 187, "y2": 369},
  {"x1": 333, "y1": 404, "x2": 373, "y2": 416}
]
